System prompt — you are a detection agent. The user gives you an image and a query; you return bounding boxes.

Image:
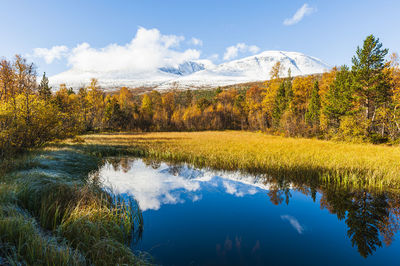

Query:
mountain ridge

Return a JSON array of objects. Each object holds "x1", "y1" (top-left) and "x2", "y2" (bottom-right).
[{"x1": 49, "y1": 50, "x2": 330, "y2": 90}]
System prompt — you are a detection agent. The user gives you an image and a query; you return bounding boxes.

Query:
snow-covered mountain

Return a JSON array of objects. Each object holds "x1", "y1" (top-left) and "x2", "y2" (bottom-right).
[
  {"x1": 49, "y1": 51, "x2": 330, "y2": 90},
  {"x1": 159, "y1": 61, "x2": 207, "y2": 76}
]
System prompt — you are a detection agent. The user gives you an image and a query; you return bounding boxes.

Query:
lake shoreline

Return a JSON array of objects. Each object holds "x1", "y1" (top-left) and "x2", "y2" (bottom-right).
[
  {"x1": 63, "y1": 131, "x2": 400, "y2": 190},
  {"x1": 2, "y1": 130, "x2": 400, "y2": 264}
]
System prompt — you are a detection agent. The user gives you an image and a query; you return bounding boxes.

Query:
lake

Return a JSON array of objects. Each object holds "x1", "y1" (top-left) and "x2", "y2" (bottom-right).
[{"x1": 96, "y1": 157, "x2": 400, "y2": 266}]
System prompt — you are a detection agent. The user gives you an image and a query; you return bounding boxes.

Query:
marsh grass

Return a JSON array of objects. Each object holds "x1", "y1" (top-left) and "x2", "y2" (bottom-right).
[
  {"x1": 0, "y1": 204, "x2": 86, "y2": 265},
  {"x1": 3, "y1": 130, "x2": 398, "y2": 264},
  {"x1": 68, "y1": 131, "x2": 400, "y2": 189},
  {"x1": 0, "y1": 148, "x2": 147, "y2": 265}
]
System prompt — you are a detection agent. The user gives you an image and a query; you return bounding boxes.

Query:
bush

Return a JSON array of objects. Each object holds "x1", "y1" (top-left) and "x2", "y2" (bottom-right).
[
  {"x1": 338, "y1": 115, "x2": 369, "y2": 141},
  {"x1": 369, "y1": 133, "x2": 389, "y2": 144}
]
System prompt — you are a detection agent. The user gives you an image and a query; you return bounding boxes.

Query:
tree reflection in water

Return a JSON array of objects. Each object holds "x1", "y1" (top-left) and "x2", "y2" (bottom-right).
[
  {"x1": 102, "y1": 157, "x2": 400, "y2": 258},
  {"x1": 267, "y1": 176, "x2": 399, "y2": 258}
]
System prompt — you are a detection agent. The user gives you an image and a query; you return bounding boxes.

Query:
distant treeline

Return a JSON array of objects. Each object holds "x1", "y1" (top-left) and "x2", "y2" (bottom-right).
[{"x1": 1, "y1": 35, "x2": 400, "y2": 157}]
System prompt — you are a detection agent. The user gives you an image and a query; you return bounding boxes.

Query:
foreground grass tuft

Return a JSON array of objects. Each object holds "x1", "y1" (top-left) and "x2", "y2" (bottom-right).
[{"x1": 0, "y1": 149, "x2": 147, "y2": 265}]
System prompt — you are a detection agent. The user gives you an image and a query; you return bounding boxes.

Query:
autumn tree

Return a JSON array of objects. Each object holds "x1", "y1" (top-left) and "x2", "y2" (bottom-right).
[
  {"x1": 388, "y1": 53, "x2": 400, "y2": 138},
  {"x1": 196, "y1": 97, "x2": 211, "y2": 111},
  {"x1": 246, "y1": 85, "x2": 266, "y2": 130},
  {"x1": 161, "y1": 92, "x2": 176, "y2": 129},
  {"x1": 0, "y1": 59, "x2": 14, "y2": 102},
  {"x1": 13, "y1": 55, "x2": 38, "y2": 145},
  {"x1": 86, "y1": 78, "x2": 104, "y2": 130},
  {"x1": 215, "y1": 89, "x2": 241, "y2": 129},
  {"x1": 77, "y1": 87, "x2": 89, "y2": 130},
  {"x1": 270, "y1": 61, "x2": 283, "y2": 80},
  {"x1": 140, "y1": 94, "x2": 153, "y2": 130},
  {"x1": 291, "y1": 75, "x2": 315, "y2": 119},
  {"x1": 262, "y1": 62, "x2": 284, "y2": 127}
]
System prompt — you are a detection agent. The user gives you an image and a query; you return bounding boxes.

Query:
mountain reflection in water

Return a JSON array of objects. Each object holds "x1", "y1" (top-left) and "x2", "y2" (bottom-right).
[{"x1": 96, "y1": 157, "x2": 400, "y2": 265}]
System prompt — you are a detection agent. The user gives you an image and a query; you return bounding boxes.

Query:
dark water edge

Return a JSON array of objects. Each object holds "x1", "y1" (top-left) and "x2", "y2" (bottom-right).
[{"x1": 95, "y1": 157, "x2": 400, "y2": 266}]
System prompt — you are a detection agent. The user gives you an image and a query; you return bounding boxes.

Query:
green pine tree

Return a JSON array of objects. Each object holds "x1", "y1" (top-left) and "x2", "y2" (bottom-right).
[
  {"x1": 351, "y1": 35, "x2": 390, "y2": 125},
  {"x1": 323, "y1": 65, "x2": 354, "y2": 128},
  {"x1": 285, "y1": 78, "x2": 294, "y2": 103},
  {"x1": 272, "y1": 81, "x2": 287, "y2": 126},
  {"x1": 38, "y1": 72, "x2": 52, "y2": 100},
  {"x1": 285, "y1": 71, "x2": 294, "y2": 107},
  {"x1": 305, "y1": 81, "x2": 321, "y2": 126}
]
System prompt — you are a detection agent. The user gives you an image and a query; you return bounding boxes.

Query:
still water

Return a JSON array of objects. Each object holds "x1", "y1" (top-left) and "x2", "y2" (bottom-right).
[{"x1": 97, "y1": 158, "x2": 400, "y2": 266}]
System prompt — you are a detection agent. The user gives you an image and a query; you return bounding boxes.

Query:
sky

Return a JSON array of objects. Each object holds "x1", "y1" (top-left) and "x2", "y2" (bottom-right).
[{"x1": 1, "y1": 0, "x2": 399, "y2": 76}]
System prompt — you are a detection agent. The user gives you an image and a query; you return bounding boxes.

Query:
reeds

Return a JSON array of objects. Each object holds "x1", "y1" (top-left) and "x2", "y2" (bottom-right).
[{"x1": 73, "y1": 131, "x2": 400, "y2": 189}]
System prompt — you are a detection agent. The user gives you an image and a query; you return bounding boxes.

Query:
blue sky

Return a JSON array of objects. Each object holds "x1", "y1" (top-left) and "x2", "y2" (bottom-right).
[{"x1": 1, "y1": 0, "x2": 399, "y2": 75}]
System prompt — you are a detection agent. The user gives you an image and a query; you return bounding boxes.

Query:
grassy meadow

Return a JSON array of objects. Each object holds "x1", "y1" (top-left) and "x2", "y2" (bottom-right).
[{"x1": 68, "y1": 131, "x2": 400, "y2": 189}]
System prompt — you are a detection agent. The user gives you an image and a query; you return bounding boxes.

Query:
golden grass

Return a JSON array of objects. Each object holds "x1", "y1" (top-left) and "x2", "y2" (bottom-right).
[{"x1": 72, "y1": 131, "x2": 400, "y2": 189}]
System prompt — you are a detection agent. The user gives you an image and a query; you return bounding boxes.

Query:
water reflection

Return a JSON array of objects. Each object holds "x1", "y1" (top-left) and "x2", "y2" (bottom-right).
[
  {"x1": 98, "y1": 157, "x2": 400, "y2": 262},
  {"x1": 280, "y1": 215, "x2": 304, "y2": 234},
  {"x1": 100, "y1": 158, "x2": 270, "y2": 211}
]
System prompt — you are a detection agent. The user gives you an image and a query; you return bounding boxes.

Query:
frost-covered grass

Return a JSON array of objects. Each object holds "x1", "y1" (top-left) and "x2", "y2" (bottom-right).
[
  {"x1": 0, "y1": 149, "x2": 147, "y2": 265},
  {"x1": 70, "y1": 131, "x2": 400, "y2": 189}
]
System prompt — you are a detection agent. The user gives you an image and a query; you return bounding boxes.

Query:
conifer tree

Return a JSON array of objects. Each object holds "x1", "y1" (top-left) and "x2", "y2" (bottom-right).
[
  {"x1": 38, "y1": 72, "x2": 52, "y2": 100},
  {"x1": 305, "y1": 81, "x2": 321, "y2": 126},
  {"x1": 323, "y1": 66, "x2": 353, "y2": 128},
  {"x1": 272, "y1": 81, "x2": 287, "y2": 126},
  {"x1": 351, "y1": 35, "x2": 391, "y2": 131},
  {"x1": 285, "y1": 70, "x2": 294, "y2": 107}
]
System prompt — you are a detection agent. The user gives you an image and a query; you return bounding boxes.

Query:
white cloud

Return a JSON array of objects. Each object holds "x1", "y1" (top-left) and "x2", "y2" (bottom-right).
[
  {"x1": 208, "y1": 53, "x2": 219, "y2": 61},
  {"x1": 283, "y1": 4, "x2": 316, "y2": 26},
  {"x1": 33, "y1": 27, "x2": 201, "y2": 74},
  {"x1": 33, "y1": 45, "x2": 69, "y2": 64},
  {"x1": 281, "y1": 215, "x2": 305, "y2": 234},
  {"x1": 190, "y1": 37, "x2": 203, "y2": 46},
  {"x1": 223, "y1": 43, "x2": 260, "y2": 60}
]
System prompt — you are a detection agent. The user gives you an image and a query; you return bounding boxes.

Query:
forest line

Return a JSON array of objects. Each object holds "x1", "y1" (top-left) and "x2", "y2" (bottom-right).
[{"x1": 1, "y1": 35, "x2": 399, "y2": 158}]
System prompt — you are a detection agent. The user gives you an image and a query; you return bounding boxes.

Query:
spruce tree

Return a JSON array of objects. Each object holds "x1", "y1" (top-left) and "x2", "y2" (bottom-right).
[
  {"x1": 272, "y1": 81, "x2": 287, "y2": 126},
  {"x1": 285, "y1": 71, "x2": 294, "y2": 106},
  {"x1": 38, "y1": 72, "x2": 52, "y2": 100},
  {"x1": 305, "y1": 81, "x2": 321, "y2": 126},
  {"x1": 323, "y1": 65, "x2": 353, "y2": 128}
]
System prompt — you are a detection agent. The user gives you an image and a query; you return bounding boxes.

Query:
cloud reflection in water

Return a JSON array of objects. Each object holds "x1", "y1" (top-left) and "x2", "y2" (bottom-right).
[
  {"x1": 281, "y1": 215, "x2": 305, "y2": 234},
  {"x1": 98, "y1": 159, "x2": 271, "y2": 211}
]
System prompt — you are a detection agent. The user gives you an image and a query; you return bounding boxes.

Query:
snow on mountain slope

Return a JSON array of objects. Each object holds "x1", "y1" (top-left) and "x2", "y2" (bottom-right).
[
  {"x1": 49, "y1": 51, "x2": 330, "y2": 90},
  {"x1": 157, "y1": 51, "x2": 330, "y2": 89},
  {"x1": 50, "y1": 69, "x2": 177, "y2": 89},
  {"x1": 159, "y1": 61, "x2": 209, "y2": 76}
]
